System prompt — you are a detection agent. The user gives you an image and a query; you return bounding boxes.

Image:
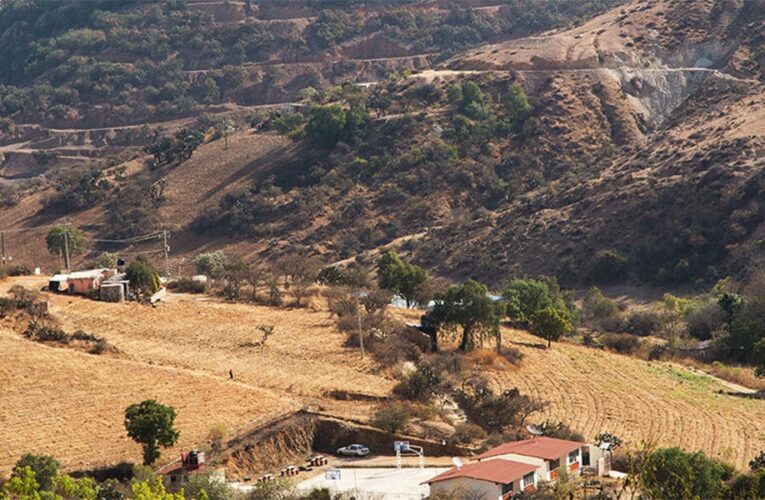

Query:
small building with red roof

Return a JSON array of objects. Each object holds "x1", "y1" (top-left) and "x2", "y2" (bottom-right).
[
  {"x1": 474, "y1": 436, "x2": 586, "y2": 482},
  {"x1": 424, "y1": 458, "x2": 540, "y2": 498}
]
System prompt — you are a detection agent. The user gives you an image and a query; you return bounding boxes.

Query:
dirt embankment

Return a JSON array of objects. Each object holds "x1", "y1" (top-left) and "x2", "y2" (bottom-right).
[{"x1": 217, "y1": 410, "x2": 472, "y2": 480}]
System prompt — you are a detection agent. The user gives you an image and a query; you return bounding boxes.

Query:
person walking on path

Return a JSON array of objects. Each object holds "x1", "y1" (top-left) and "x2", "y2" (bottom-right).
[{"x1": 229, "y1": 369, "x2": 234, "y2": 380}]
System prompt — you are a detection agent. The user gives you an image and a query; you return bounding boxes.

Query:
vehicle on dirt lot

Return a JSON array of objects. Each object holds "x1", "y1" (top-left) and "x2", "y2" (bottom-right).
[{"x1": 336, "y1": 444, "x2": 370, "y2": 457}]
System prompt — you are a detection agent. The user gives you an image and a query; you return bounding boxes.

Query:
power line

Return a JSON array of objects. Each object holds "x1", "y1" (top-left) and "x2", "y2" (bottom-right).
[{"x1": 91, "y1": 232, "x2": 163, "y2": 244}]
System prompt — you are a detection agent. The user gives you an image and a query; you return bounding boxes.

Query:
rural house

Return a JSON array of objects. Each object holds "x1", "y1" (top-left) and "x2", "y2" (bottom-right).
[
  {"x1": 474, "y1": 436, "x2": 587, "y2": 481},
  {"x1": 425, "y1": 459, "x2": 540, "y2": 498},
  {"x1": 66, "y1": 269, "x2": 115, "y2": 295}
]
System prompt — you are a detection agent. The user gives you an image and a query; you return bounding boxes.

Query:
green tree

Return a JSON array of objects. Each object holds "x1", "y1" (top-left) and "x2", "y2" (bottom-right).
[
  {"x1": 194, "y1": 251, "x2": 228, "y2": 280},
  {"x1": 503, "y1": 279, "x2": 554, "y2": 322},
  {"x1": 718, "y1": 291, "x2": 744, "y2": 337},
  {"x1": 366, "y1": 87, "x2": 391, "y2": 117},
  {"x1": 46, "y1": 226, "x2": 87, "y2": 264},
  {"x1": 502, "y1": 83, "x2": 532, "y2": 128},
  {"x1": 428, "y1": 279, "x2": 502, "y2": 352},
  {"x1": 185, "y1": 472, "x2": 234, "y2": 500},
  {"x1": 126, "y1": 256, "x2": 161, "y2": 296},
  {"x1": 53, "y1": 474, "x2": 97, "y2": 500},
  {"x1": 371, "y1": 402, "x2": 410, "y2": 434},
  {"x1": 637, "y1": 448, "x2": 733, "y2": 500},
  {"x1": 94, "y1": 252, "x2": 118, "y2": 269},
  {"x1": 305, "y1": 105, "x2": 346, "y2": 148},
  {"x1": 124, "y1": 400, "x2": 180, "y2": 465},
  {"x1": 377, "y1": 250, "x2": 428, "y2": 307},
  {"x1": 131, "y1": 477, "x2": 184, "y2": 500},
  {"x1": 1, "y1": 466, "x2": 40, "y2": 499},
  {"x1": 14, "y1": 454, "x2": 59, "y2": 491},
  {"x1": 531, "y1": 307, "x2": 572, "y2": 348}
]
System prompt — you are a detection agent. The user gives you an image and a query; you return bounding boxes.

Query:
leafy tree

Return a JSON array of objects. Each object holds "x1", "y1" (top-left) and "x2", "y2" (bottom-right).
[
  {"x1": 94, "y1": 252, "x2": 118, "y2": 269},
  {"x1": 637, "y1": 448, "x2": 733, "y2": 500},
  {"x1": 428, "y1": 279, "x2": 502, "y2": 352},
  {"x1": 124, "y1": 400, "x2": 179, "y2": 465},
  {"x1": 657, "y1": 293, "x2": 689, "y2": 350},
  {"x1": 502, "y1": 83, "x2": 532, "y2": 128},
  {"x1": 246, "y1": 476, "x2": 295, "y2": 500},
  {"x1": 194, "y1": 251, "x2": 228, "y2": 280},
  {"x1": 126, "y1": 256, "x2": 161, "y2": 296},
  {"x1": 531, "y1": 307, "x2": 572, "y2": 348},
  {"x1": 46, "y1": 226, "x2": 87, "y2": 260},
  {"x1": 275, "y1": 254, "x2": 322, "y2": 307},
  {"x1": 185, "y1": 472, "x2": 234, "y2": 500},
  {"x1": 272, "y1": 112, "x2": 304, "y2": 136},
  {"x1": 377, "y1": 250, "x2": 428, "y2": 307},
  {"x1": 718, "y1": 291, "x2": 744, "y2": 336},
  {"x1": 52, "y1": 474, "x2": 97, "y2": 500},
  {"x1": 131, "y1": 477, "x2": 184, "y2": 500},
  {"x1": 1, "y1": 466, "x2": 39, "y2": 499},
  {"x1": 503, "y1": 278, "x2": 557, "y2": 322},
  {"x1": 371, "y1": 402, "x2": 410, "y2": 434},
  {"x1": 582, "y1": 286, "x2": 618, "y2": 323},
  {"x1": 594, "y1": 432, "x2": 623, "y2": 450},
  {"x1": 305, "y1": 105, "x2": 346, "y2": 148},
  {"x1": 14, "y1": 454, "x2": 59, "y2": 491},
  {"x1": 367, "y1": 87, "x2": 391, "y2": 117}
]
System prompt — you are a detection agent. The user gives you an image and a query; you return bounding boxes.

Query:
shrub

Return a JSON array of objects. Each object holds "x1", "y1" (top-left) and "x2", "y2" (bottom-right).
[
  {"x1": 167, "y1": 278, "x2": 207, "y2": 293},
  {"x1": 538, "y1": 420, "x2": 585, "y2": 442},
  {"x1": 582, "y1": 287, "x2": 618, "y2": 323},
  {"x1": 590, "y1": 249, "x2": 628, "y2": 284},
  {"x1": 638, "y1": 448, "x2": 733, "y2": 500},
  {"x1": 599, "y1": 333, "x2": 641, "y2": 355},
  {"x1": 686, "y1": 301, "x2": 724, "y2": 341},
  {"x1": 15, "y1": 454, "x2": 59, "y2": 491},
  {"x1": 452, "y1": 423, "x2": 486, "y2": 445},
  {"x1": 623, "y1": 309, "x2": 660, "y2": 337},
  {"x1": 394, "y1": 365, "x2": 440, "y2": 401},
  {"x1": 371, "y1": 402, "x2": 410, "y2": 434}
]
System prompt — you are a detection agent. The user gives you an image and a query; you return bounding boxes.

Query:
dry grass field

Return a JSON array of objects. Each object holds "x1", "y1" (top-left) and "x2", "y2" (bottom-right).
[
  {"x1": 391, "y1": 308, "x2": 765, "y2": 471},
  {"x1": 493, "y1": 329, "x2": 765, "y2": 471},
  {"x1": 0, "y1": 276, "x2": 394, "y2": 475},
  {"x1": 3, "y1": 277, "x2": 764, "y2": 475}
]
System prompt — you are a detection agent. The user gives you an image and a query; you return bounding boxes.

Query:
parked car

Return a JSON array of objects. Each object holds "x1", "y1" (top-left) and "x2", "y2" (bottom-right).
[{"x1": 336, "y1": 444, "x2": 370, "y2": 457}]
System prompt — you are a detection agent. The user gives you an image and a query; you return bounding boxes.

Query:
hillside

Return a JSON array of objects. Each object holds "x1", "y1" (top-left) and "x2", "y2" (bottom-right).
[
  {"x1": 1, "y1": 0, "x2": 764, "y2": 289},
  {"x1": 2, "y1": 276, "x2": 763, "y2": 474}
]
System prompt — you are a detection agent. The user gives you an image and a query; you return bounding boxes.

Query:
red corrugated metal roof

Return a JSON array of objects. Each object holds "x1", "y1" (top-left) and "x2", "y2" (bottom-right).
[
  {"x1": 424, "y1": 459, "x2": 538, "y2": 485},
  {"x1": 475, "y1": 437, "x2": 584, "y2": 461}
]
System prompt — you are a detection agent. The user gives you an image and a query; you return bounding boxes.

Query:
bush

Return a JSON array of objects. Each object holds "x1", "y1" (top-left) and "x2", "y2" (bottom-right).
[
  {"x1": 538, "y1": 420, "x2": 585, "y2": 442},
  {"x1": 582, "y1": 287, "x2": 618, "y2": 323},
  {"x1": 686, "y1": 301, "x2": 724, "y2": 341},
  {"x1": 590, "y1": 249, "x2": 628, "y2": 284},
  {"x1": 452, "y1": 423, "x2": 486, "y2": 445},
  {"x1": 167, "y1": 278, "x2": 207, "y2": 294},
  {"x1": 599, "y1": 333, "x2": 641, "y2": 355},
  {"x1": 623, "y1": 309, "x2": 660, "y2": 337},
  {"x1": 371, "y1": 402, "x2": 410, "y2": 434},
  {"x1": 393, "y1": 365, "x2": 440, "y2": 401}
]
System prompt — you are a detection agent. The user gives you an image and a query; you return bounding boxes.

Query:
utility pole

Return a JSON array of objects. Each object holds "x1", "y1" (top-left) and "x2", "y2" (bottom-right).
[
  {"x1": 356, "y1": 290, "x2": 364, "y2": 359},
  {"x1": 162, "y1": 229, "x2": 170, "y2": 278},
  {"x1": 0, "y1": 231, "x2": 6, "y2": 269},
  {"x1": 63, "y1": 229, "x2": 71, "y2": 272}
]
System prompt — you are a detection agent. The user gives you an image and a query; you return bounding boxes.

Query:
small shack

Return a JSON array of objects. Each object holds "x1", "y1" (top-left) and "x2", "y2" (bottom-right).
[
  {"x1": 67, "y1": 269, "x2": 114, "y2": 295},
  {"x1": 159, "y1": 450, "x2": 209, "y2": 487},
  {"x1": 49, "y1": 274, "x2": 69, "y2": 293},
  {"x1": 100, "y1": 283, "x2": 125, "y2": 303}
]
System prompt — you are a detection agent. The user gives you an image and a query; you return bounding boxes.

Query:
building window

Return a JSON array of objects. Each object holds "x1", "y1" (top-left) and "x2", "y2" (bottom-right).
[
  {"x1": 549, "y1": 459, "x2": 560, "y2": 471},
  {"x1": 502, "y1": 482, "x2": 514, "y2": 495},
  {"x1": 569, "y1": 450, "x2": 580, "y2": 464},
  {"x1": 522, "y1": 472, "x2": 535, "y2": 489}
]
